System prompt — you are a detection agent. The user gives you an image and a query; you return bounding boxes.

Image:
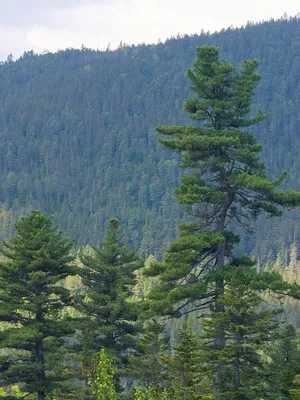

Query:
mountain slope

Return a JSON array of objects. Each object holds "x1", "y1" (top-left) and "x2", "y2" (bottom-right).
[{"x1": 0, "y1": 17, "x2": 300, "y2": 261}]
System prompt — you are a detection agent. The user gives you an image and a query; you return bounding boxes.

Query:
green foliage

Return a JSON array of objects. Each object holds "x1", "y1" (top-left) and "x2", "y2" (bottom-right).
[
  {"x1": 133, "y1": 385, "x2": 213, "y2": 400},
  {"x1": 267, "y1": 325, "x2": 300, "y2": 399},
  {"x1": 202, "y1": 267, "x2": 279, "y2": 399},
  {"x1": 144, "y1": 223, "x2": 224, "y2": 316},
  {"x1": 128, "y1": 319, "x2": 169, "y2": 389},
  {"x1": 0, "y1": 211, "x2": 76, "y2": 399},
  {"x1": 147, "y1": 44, "x2": 300, "y2": 321},
  {"x1": 76, "y1": 219, "x2": 143, "y2": 388},
  {"x1": 290, "y1": 375, "x2": 300, "y2": 400},
  {"x1": 145, "y1": 42, "x2": 300, "y2": 398},
  {"x1": 167, "y1": 320, "x2": 204, "y2": 399},
  {"x1": 1, "y1": 19, "x2": 300, "y2": 263},
  {"x1": 89, "y1": 348, "x2": 117, "y2": 400},
  {"x1": 1, "y1": 19, "x2": 300, "y2": 399},
  {"x1": 0, "y1": 385, "x2": 27, "y2": 398},
  {"x1": 128, "y1": 319, "x2": 210, "y2": 399},
  {"x1": 133, "y1": 387, "x2": 172, "y2": 400}
]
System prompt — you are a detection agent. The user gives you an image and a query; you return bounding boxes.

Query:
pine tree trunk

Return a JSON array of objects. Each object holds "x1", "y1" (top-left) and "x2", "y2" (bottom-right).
[
  {"x1": 235, "y1": 354, "x2": 241, "y2": 389},
  {"x1": 234, "y1": 338, "x2": 242, "y2": 394},
  {"x1": 214, "y1": 246, "x2": 226, "y2": 395},
  {"x1": 214, "y1": 189, "x2": 233, "y2": 394},
  {"x1": 38, "y1": 391, "x2": 45, "y2": 400},
  {"x1": 36, "y1": 308, "x2": 46, "y2": 400}
]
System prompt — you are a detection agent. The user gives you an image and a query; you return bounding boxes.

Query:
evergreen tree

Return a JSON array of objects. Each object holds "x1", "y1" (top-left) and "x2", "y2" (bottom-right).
[
  {"x1": 202, "y1": 267, "x2": 279, "y2": 399},
  {"x1": 77, "y1": 219, "x2": 142, "y2": 384},
  {"x1": 268, "y1": 325, "x2": 300, "y2": 399},
  {"x1": 145, "y1": 45, "x2": 300, "y2": 392},
  {"x1": 168, "y1": 320, "x2": 203, "y2": 400},
  {"x1": 147, "y1": 45, "x2": 300, "y2": 315},
  {"x1": 0, "y1": 211, "x2": 75, "y2": 400},
  {"x1": 128, "y1": 319, "x2": 169, "y2": 390},
  {"x1": 1, "y1": 20, "x2": 300, "y2": 262},
  {"x1": 129, "y1": 320, "x2": 208, "y2": 399}
]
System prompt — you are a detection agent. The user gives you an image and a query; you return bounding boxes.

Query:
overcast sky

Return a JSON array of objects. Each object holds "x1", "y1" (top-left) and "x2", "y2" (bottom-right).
[{"x1": 0, "y1": 0, "x2": 299, "y2": 60}]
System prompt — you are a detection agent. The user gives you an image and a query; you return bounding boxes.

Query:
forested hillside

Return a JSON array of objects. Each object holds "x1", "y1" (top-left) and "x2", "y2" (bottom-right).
[{"x1": 1, "y1": 17, "x2": 300, "y2": 262}]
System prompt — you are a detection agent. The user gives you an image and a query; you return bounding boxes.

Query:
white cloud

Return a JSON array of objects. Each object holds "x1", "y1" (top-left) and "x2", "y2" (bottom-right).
[
  {"x1": 0, "y1": 0, "x2": 96, "y2": 26},
  {"x1": 0, "y1": 0, "x2": 299, "y2": 59},
  {"x1": 0, "y1": 25, "x2": 41, "y2": 61}
]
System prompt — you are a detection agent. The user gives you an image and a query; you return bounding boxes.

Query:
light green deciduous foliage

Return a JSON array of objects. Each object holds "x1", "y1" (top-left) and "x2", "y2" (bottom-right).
[
  {"x1": 0, "y1": 211, "x2": 76, "y2": 400},
  {"x1": 0, "y1": 385, "x2": 27, "y2": 398},
  {"x1": 134, "y1": 387, "x2": 172, "y2": 400},
  {"x1": 290, "y1": 375, "x2": 300, "y2": 400},
  {"x1": 89, "y1": 348, "x2": 117, "y2": 400}
]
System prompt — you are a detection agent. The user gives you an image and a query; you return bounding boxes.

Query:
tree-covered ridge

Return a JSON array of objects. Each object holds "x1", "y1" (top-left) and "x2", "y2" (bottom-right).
[
  {"x1": 0, "y1": 17, "x2": 300, "y2": 261},
  {"x1": 2, "y1": 40, "x2": 300, "y2": 398}
]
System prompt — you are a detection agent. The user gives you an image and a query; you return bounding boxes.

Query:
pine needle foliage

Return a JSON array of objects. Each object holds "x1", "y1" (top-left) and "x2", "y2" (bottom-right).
[
  {"x1": 0, "y1": 211, "x2": 76, "y2": 400},
  {"x1": 202, "y1": 267, "x2": 279, "y2": 399},
  {"x1": 76, "y1": 219, "x2": 143, "y2": 383},
  {"x1": 167, "y1": 320, "x2": 203, "y2": 400},
  {"x1": 268, "y1": 325, "x2": 300, "y2": 399},
  {"x1": 128, "y1": 319, "x2": 169, "y2": 390},
  {"x1": 146, "y1": 45, "x2": 300, "y2": 317}
]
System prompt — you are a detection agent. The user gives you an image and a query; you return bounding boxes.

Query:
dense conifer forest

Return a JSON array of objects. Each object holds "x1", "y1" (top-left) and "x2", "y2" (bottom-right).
[
  {"x1": 0, "y1": 17, "x2": 300, "y2": 262},
  {"x1": 1, "y1": 15, "x2": 300, "y2": 400}
]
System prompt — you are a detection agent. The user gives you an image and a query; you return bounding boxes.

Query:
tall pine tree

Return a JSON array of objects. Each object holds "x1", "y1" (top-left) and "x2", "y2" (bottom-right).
[
  {"x1": 0, "y1": 211, "x2": 75, "y2": 400},
  {"x1": 145, "y1": 45, "x2": 300, "y2": 393}
]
